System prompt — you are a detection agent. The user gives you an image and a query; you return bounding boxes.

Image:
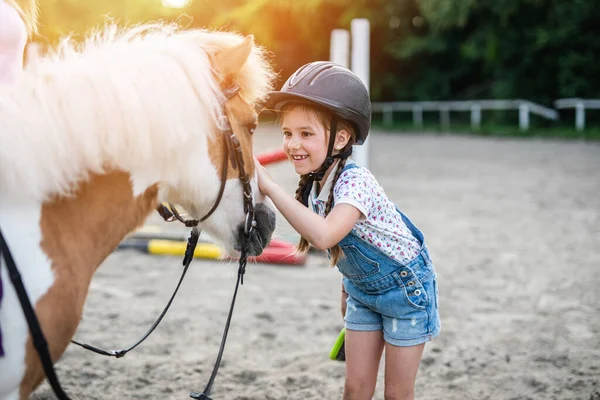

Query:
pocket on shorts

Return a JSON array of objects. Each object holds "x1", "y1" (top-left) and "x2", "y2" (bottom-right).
[
  {"x1": 395, "y1": 270, "x2": 432, "y2": 310},
  {"x1": 338, "y1": 244, "x2": 381, "y2": 279}
]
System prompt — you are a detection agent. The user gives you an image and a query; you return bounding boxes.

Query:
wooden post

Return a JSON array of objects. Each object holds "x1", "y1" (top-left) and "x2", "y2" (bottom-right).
[
  {"x1": 413, "y1": 106, "x2": 423, "y2": 128},
  {"x1": 330, "y1": 29, "x2": 350, "y2": 68},
  {"x1": 350, "y1": 19, "x2": 370, "y2": 168},
  {"x1": 383, "y1": 105, "x2": 393, "y2": 127},
  {"x1": 519, "y1": 104, "x2": 530, "y2": 131},
  {"x1": 470, "y1": 104, "x2": 481, "y2": 130},
  {"x1": 440, "y1": 107, "x2": 450, "y2": 130},
  {"x1": 575, "y1": 102, "x2": 585, "y2": 131}
]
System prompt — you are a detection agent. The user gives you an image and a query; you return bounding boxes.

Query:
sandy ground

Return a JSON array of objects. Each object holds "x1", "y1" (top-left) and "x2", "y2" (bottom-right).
[{"x1": 32, "y1": 125, "x2": 600, "y2": 400}]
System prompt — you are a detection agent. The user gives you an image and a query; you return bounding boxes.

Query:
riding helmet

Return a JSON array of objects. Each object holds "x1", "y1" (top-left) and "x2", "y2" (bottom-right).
[{"x1": 266, "y1": 62, "x2": 371, "y2": 145}]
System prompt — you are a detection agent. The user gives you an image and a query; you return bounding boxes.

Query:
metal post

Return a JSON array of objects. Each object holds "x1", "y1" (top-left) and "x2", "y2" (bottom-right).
[
  {"x1": 351, "y1": 19, "x2": 370, "y2": 168},
  {"x1": 575, "y1": 102, "x2": 585, "y2": 131}
]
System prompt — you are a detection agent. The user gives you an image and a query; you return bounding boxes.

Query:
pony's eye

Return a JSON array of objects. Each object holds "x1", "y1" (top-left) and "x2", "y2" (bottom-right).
[{"x1": 247, "y1": 122, "x2": 257, "y2": 135}]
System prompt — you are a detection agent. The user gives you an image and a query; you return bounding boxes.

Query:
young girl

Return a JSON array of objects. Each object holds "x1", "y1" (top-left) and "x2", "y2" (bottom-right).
[
  {"x1": 255, "y1": 61, "x2": 441, "y2": 400},
  {"x1": 0, "y1": 0, "x2": 38, "y2": 84}
]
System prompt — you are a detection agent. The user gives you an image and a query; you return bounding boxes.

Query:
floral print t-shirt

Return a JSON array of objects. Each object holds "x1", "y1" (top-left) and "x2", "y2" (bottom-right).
[{"x1": 310, "y1": 161, "x2": 421, "y2": 265}]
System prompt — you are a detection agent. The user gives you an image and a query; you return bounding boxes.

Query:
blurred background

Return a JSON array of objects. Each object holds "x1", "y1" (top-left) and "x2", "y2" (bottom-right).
[{"x1": 31, "y1": 0, "x2": 600, "y2": 137}]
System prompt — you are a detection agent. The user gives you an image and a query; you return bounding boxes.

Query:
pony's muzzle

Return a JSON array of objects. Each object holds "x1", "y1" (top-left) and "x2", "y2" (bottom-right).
[{"x1": 234, "y1": 202, "x2": 276, "y2": 256}]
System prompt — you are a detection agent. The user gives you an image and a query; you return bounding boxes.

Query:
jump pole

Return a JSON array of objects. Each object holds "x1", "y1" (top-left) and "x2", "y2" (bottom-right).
[
  {"x1": 329, "y1": 20, "x2": 370, "y2": 168},
  {"x1": 256, "y1": 149, "x2": 287, "y2": 166},
  {"x1": 330, "y1": 29, "x2": 350, "y2": 68},
  {"x1": 350, "y1": 19, "x2": 370, "y2": 168}
]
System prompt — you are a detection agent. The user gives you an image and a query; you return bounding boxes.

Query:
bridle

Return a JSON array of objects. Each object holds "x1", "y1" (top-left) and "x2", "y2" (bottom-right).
[
  {"x1": 0, "y1": 82, "x2": 259, "y2": 400},
  {"x1": 156, "y1": 83, "x2": 256, "y2": 233}
]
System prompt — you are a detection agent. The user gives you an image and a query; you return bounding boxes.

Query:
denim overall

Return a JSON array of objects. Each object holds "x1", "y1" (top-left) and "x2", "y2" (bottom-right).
[{"x1": 330, "y1": 163, "x2": 441, "y2": 346}]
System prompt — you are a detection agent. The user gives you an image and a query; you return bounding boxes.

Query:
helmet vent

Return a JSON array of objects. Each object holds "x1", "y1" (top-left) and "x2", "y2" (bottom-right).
[
  {"x1": 287, "y1": 63, "x2": 312, "y2": 88},
  {"x1": 309, "y1": 64, "x2": 336, "y2": 86}
]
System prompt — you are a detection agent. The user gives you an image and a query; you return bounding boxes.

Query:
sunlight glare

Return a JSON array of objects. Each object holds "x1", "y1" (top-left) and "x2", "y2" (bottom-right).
[{"x1": 161, "y1": 0, "x2": 190, "y2": 8}]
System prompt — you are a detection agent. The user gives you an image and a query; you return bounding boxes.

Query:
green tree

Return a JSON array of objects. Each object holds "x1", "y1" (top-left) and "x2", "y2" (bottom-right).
[
  {"x1": 34, "y1": 0, "x2": 600, "y2": 105},
  {"x1": 396, "y1": 0, "x2": 600, "y2": 104}
]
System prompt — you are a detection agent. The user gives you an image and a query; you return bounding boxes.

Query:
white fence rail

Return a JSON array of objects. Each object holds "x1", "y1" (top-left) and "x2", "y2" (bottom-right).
[
  {"x1": 553, "y1": 98, "x2": 600, "y2": 131},
  {"x1": 372, "y1": 100, "x2": 560, "y2": 131}
]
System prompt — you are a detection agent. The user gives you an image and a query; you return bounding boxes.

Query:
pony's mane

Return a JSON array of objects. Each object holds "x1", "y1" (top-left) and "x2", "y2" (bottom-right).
[{"x1": 0, "y1": 22, "x2": 275, "y2": 202}]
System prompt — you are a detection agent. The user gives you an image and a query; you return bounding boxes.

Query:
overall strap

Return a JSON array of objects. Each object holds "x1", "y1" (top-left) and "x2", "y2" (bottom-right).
[
  {"x1": 341, "y1": 161, "x2": 360, "y2": 173},
  {"x1": 395, "y1": 206, "x2": 426, "y2": 246},
  {"x1": 339, "y1": 162, "x2": 427, "y2": 247},
  {"x1": 327, "y1": 161, "x2": 360, "y2": 212}
]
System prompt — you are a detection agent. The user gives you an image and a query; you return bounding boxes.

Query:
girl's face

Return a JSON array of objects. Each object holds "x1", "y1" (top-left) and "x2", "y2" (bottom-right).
[{"x1": 281, "y1": 106, "x2": 330, "y2": 176}]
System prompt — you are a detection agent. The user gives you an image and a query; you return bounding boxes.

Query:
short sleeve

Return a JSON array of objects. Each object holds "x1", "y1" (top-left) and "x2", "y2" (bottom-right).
[{"x1": 333, "y1": 167, "x2": 373, "y2": 221}]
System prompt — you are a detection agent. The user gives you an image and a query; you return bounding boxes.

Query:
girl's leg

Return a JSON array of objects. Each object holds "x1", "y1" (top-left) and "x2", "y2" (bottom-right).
[
  {"x1": 343, "y1": 329, "x2": 385, "y2": 400},
  {"x1": 383, "y1": 343, "x2": 425, "y2": 400}
]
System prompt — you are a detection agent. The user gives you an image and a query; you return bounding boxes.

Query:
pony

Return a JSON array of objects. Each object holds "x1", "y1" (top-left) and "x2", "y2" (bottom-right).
[{"x1": 0, "y1": 22, "x2": 277, "y2": 400}]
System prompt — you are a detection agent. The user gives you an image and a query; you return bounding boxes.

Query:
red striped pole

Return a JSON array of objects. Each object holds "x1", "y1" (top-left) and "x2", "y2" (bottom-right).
[{"x1": 256, "y1": 149, "x2": 287, "y2": 166}]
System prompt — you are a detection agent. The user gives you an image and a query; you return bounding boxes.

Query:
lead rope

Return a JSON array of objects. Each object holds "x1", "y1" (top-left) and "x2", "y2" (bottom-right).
[
  {"x1": 70, "y1": 227, "x2": 201, "y2": 358},
  {"x1": 190, "y1": 170, "x2": 254, "y2": 400},
  {"x1": 189, "y1": 232, "x2": 250, "y2": 400},
  {"x1": 0, "y1": 227, "x2": 71, "y2": 400},
  {"x1": 71, "y1": 129, "x2": 233, "y2": 357},
  {"x1": 2, "y1": 221, "x2": 247, "y2": 400}
]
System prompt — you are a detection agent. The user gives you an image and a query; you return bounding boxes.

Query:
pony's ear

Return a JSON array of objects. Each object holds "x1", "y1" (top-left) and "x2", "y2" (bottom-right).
[{"x1": 214, "y1": 35, "x2": 254, "y2": 78}]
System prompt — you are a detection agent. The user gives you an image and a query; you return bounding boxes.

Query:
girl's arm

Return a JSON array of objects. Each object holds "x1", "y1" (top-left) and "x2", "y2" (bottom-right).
[{"x1": 255, "y1": 160, "x2": 361, "y2": 250}]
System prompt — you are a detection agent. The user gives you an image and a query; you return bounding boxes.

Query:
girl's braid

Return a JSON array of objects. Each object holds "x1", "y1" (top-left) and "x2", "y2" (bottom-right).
[
  {"x1": 324, "y1": 156, "x2": 349, "y2": 266},
  {"x1": 294, "y1": 174, "x2": 311, "y2": 253}
]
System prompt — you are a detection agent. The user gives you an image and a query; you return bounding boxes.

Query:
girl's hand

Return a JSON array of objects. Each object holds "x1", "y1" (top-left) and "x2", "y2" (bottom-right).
[{"x1": 253, "y1": 157, "x2": 274, "y2": 196}]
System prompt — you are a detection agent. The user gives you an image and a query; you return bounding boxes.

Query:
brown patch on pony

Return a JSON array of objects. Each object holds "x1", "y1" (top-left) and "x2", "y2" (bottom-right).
[
  {"x1": 213, "y1": 35, "x2": 254, "y2": 78},
  {"x1": 207, "y1": 35, "x2": 258, "y2": 181},
  {"x1": 19, "y1": 171, "x2": 158, "y2": 399}
]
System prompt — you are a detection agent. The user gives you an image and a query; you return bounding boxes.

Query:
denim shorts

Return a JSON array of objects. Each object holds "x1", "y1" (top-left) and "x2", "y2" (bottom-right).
[
  {"x1": 333, "y1": 190, "x2": 441, "y2": 346},
  {"x1": 343, "y1": 247, "x2": 441, "y2": 347}
]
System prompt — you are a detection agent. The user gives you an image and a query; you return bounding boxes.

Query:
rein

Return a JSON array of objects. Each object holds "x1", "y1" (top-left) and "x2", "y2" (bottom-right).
[
  {"x1": 0, "y1": 228, "x2": 71, "y2": 400},
  {"x1": 0, "y1": 84, "x2": 257, "y2": 400}
]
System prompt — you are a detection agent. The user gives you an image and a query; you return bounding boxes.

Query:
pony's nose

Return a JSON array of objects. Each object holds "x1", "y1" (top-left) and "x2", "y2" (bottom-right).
[
  {"x1": 234, "y1": 202, "x2": 276, "y2": 256},
  {"x1": 250, "y1": 203, "x2": 276, "y2": 255}
]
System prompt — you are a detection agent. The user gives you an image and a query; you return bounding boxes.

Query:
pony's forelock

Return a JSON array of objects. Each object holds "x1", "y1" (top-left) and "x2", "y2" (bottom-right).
[{"x1": 177, "y1": 28, "x2": 276, "y2": 106}]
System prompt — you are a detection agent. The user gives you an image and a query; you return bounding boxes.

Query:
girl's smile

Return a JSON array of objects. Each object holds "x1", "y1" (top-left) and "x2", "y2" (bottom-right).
[{"x1": 291, "y1": 154, "x2": 309, "y2": 163}]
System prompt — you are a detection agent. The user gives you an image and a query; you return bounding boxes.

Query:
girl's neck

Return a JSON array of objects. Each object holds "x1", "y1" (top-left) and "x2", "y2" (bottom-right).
[{"x1": 315, "y1": 159, "x2": 340, "y2": 196}]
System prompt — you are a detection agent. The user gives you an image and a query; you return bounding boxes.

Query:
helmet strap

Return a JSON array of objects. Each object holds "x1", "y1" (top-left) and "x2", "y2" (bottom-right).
[{"x1": 299, "y1": 117, "x2": 353, "y2": 207}]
